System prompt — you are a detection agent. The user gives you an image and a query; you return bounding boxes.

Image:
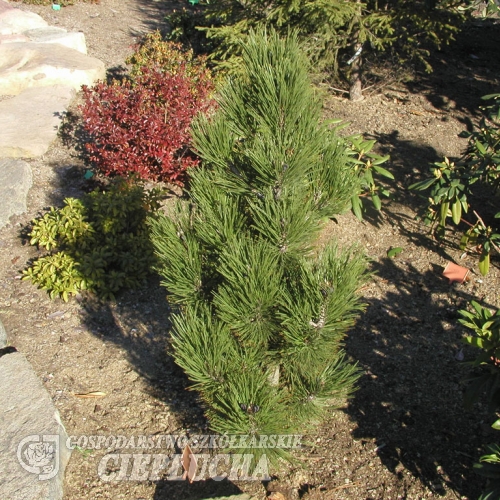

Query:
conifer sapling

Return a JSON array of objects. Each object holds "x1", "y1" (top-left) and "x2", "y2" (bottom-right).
[{"x1": 150, "y1": 29, "x2": 368, "y2": 463}]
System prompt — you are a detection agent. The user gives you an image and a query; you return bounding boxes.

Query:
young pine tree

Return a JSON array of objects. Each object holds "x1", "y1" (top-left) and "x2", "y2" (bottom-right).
[{"x1": 150, "y1": 29, "x2": 368, "y2": 461}]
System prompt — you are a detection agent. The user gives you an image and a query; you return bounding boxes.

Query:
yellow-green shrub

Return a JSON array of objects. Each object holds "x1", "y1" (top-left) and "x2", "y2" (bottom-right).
[{"x1": 23, "y1": 179, "x2": 161, "y2": 301}]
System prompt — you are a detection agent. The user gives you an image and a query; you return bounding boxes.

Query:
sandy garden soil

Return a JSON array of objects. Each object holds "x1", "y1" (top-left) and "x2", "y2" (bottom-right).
[{"x1": 2, "y1": 1, "x2": 500, "y2": 498}]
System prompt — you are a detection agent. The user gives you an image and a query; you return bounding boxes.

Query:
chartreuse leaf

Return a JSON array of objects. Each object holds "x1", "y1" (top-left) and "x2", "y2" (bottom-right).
[
  {"x1": 479, "y1": 251, "x2": 490, "y2": 276},
  {"x1": 451, "y1": 199, "x2": 462, "y2": 224},
  {"x1": 23, "y1": 179, "x2": 160, "y2": 301},
  {"x1": 387, "y1": 247, "x2": 403, "y2": 258},
  {"x1": 371, "y1": 193, "x2": 382, "y2": 210},
  {"x1": 351, "y1": 195, "x2": 363, "y2": 221},
  {"x1": 440, "y1": 201, "x2": 449, "y2": 227}
]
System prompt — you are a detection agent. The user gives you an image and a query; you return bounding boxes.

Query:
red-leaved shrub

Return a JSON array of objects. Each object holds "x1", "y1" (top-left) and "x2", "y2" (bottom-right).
[{"x1": 80, "y1": 65, "x2": 214, "y2": 185}]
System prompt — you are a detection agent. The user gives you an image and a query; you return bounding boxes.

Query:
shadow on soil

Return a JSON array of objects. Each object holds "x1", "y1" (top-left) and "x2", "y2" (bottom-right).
[
  {"x1": 404, "y1": 19, "x2": 500, "y2": 118},
  {"x1": 338, "y1": 126, "x2": 498, "y2": 498},
  {"x1": 356, "y1": 129, "x2": 444, "y2": 230},
  {"x1": 153, "y1": 477, "x2": 245, "y2": 500},
  {"x1": 78, "y1": 282, "x2": 259, "y2": 499},
  {"x1": 344, "y1": 254, "x2": 497, "y2": 498}
]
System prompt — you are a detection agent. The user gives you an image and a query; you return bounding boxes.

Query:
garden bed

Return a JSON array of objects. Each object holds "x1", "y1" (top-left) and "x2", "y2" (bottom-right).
[{"x1": 2, "y1": 1, "x2": 500, "y2": 498}]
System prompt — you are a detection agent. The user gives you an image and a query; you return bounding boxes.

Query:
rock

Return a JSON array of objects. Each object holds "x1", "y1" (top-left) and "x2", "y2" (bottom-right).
[
  {"x1": 0, "y1": 316, "x2": 6, "y2": 348},
  {"x1": 0, "y1": 158, "x2": 32, "y2": 228},
  {"x1": 0, "y1": 33, "x2": 28, "y2": 43},
  {"x1": 0, "y1": 42, "x2": 105, "y2": 95},
  {"x1": 0, "y1": 352, "x2": 71, "y2": 500},
  {"x1": 23, "y1": 27, "x2": 87, "y2": 54},
  {"x1": 0, "y1": 0, "x2": 14, "y2": 15},
  {"x1": 0, "y1": 3, "x2": 47, "y2": 35},
  {"x1": 0, "y1": 85, "x2": 76, "y2": 158}
]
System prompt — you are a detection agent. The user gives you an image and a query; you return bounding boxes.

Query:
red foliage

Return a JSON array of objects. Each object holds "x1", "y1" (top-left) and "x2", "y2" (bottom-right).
[{"x1": 80, "y1": 66, "x2": 214, "y2": 185}]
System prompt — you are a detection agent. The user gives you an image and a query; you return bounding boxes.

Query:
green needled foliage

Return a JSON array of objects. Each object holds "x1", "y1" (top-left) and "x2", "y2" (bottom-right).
[
  {"x1": 165, "y1": 0, "x2": 500, "y2": 99},
  {"x1": 150, "y1": 29, "x2": 368, "y2": 463}
]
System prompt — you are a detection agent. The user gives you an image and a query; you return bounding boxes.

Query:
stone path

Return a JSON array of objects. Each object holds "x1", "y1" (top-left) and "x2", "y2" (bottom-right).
[
  {"x1": 0, "y1": 1, "x2": 104, "y2": 498},
  {"x1": 0, "y1": 0, "x2": 105, "y2": 230}
]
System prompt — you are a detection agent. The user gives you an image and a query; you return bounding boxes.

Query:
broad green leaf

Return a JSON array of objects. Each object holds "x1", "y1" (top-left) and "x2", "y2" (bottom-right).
[
  {"x1": 440, "y1": 201, "x2": 449, "y2": 227},
  {"x1": 460, "y1": 232, "x2": 470, "y2": 250},
  {"x1": 464, "y1": 337, "x2": 485, "y2": 349},
  {"x1": 471, "y1": 300, "x2": 485, "y2": 315},
  {"x1": 461, "y1": 197, "x2": 469, "y2": 212},
  {"x1": 371, "y1": 193, "x2": 382, "y2": 210},
  {"x1": 482, "y1": 321, "x2": 495, "y2": 330},
  {"x1": 364, "y1": 169, "x2": 374, "y2": 185},
  {"x1": 476, "y1": 140, "x2": 487, "y2": 154},
  {"x1": 351, "y1": 195, "x2": 363, "y2": 221},
  {"x1": 373, "y1": 165, "x2": 394, "y2": 178},
  {"x1": 387, "y1": 247, "x2": 403, "y2": 258},
  {"x1": 452, "y1": 199, "x2": 462, "y2": 224},
  {"x1": 474, "y1": 462, "x2": 500, "y2": 480},
  {"x1": 479, "y1": 252, "x2": 490, "y2": 276},
  {"x1": 408, "y1": 178, "x2": 436, "y2": 191}
]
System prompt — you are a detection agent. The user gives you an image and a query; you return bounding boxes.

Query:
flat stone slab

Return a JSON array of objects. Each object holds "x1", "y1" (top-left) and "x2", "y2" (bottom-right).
[
  {"x1": 0, "y1": 158, "x2": 32, "y2": 228},
  {"x1": 0, "y1": 32, "x2": 28, "y2": 43},
  {"x1": 0, "y1": 2, "x2": 47, "y2": 35},
  {"x1": 0, "y1": 85, "x2": 76, "y2": 159},
  {"x1": 0, "y1": 0, "x2": 14, "y2": 14},
  {"x1": 0, "y1": 317, "x2": 6, "y2": 348},
  {"x1": 23, "y1": 27, "x2": 87, "y2": 54},
  {"x1": 0, "y1": 42, "x2": 105, "y2": 95},
  {"x1": 0, "y1": 351, "x2": 71, "y2": 500}
]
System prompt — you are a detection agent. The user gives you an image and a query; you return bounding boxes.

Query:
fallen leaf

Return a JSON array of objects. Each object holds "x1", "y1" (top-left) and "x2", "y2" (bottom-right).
[
  {"x1": 181, "y1": 445, "x2": 197, "y2": 483},
  {"x1": 47, "y1": 310, "x2": 65, "y2": 319},
  {"x1": 73, "y1": 391, "x2": 106, "y2": 398}
]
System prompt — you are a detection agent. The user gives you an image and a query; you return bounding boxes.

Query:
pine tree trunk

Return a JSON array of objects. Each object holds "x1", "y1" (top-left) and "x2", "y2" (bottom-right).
[
  {"x1": 349, "y1": 0, "x2": 364, "y2": 102},
  {"x1": 349, "y1": 43, "x2": 363, "y2": 102}
]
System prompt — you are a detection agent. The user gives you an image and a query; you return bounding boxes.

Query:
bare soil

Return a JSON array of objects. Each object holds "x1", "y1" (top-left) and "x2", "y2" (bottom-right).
[{"x1": 2, "y1": 1, "x2": 500, "y2": 499}]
